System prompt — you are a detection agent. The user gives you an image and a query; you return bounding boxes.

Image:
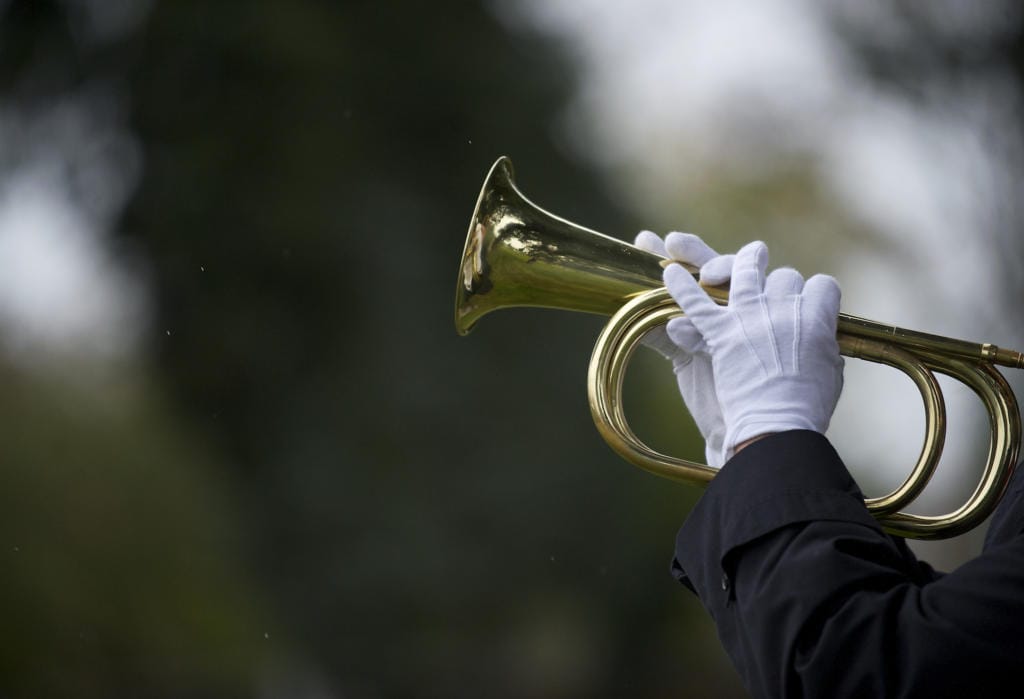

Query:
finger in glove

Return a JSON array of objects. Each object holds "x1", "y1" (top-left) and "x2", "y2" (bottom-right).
[
  {"x1": 664, "y1": 232, "x2": 718, "y2": 267},
  {"x1": 634, "y1": 230, "x2": 668, "y2": 257}
]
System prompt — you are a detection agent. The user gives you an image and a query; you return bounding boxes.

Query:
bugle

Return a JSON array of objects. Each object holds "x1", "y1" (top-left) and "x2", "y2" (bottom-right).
[{"x1": 454, "y1": 156, "x2": 1022, "y2": 540}]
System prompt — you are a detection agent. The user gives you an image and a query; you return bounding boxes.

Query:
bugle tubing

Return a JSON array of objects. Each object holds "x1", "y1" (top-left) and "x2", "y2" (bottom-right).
[{"x1": 455, "y1": 156, "x2": 1022, "y2": 540}]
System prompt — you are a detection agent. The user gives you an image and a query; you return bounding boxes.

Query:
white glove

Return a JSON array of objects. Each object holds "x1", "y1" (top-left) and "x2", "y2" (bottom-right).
[
  {"x1": 634, "y1": 230, "x2": 730, "y2": 467},
  {"x1": 663, "y1": 241, "x2": 844, "y2": 464}
]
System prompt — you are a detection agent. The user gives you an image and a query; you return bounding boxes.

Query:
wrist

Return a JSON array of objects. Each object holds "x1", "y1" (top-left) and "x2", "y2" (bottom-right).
[
  {"x1": 734, "y1": 433, "x2": 774, "y2": 454},
  {"x1": 724, "y1": 412, "x2": 821, "y2": 455}
]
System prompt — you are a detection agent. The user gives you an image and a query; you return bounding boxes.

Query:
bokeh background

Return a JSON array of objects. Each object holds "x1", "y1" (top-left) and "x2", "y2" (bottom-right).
[{"x1": 3, "y1": 1, "x2": 1024, "y2": 697}]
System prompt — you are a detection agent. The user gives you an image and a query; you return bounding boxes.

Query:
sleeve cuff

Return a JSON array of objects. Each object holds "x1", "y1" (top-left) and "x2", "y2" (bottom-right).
[{"x1": 671, "y1": 430, "x2": 880, "y2": 596}]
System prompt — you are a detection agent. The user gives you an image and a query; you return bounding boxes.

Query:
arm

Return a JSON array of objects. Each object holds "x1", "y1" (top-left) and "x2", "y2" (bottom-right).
[
  {"x1": 674, "y1": 430, "x2": 1024, "y2": 698},
  {"x1": 659, "y1": 240, "x2": 1024, "y2": 696}
]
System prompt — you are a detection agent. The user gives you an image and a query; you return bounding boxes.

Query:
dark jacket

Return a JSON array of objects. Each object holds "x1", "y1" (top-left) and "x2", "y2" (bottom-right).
[{"x1": 672, "y1": 430, "x2": 1024, "y2": 698}]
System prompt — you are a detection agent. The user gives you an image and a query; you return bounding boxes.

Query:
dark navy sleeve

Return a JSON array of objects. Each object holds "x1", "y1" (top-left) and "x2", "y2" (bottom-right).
[
  {"x1": 672, "y1": 430, "x2": 1024, "y2": 698},
  {"x1": 984, "y1": 453, "x2": 1024, "y2": 549}
]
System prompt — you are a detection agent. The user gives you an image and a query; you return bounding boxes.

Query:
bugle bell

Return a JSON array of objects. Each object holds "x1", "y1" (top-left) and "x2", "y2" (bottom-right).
[{"x1": 454, "y1": 156, "x2": 1023, "y2": 540}]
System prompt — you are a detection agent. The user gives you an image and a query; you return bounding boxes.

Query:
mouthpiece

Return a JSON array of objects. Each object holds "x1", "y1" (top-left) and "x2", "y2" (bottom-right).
[{"x1": 994, "y1": 347, "x2": 1024, "y2": 369}]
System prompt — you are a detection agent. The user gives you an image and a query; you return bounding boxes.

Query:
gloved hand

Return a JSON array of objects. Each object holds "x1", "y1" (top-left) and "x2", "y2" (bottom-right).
[
  {"x1": 634, "y1": 230, "x2": 731, "y2": 467},
  {"x1": 663, "y1": 241, "x2": 844, "y2": 464}
]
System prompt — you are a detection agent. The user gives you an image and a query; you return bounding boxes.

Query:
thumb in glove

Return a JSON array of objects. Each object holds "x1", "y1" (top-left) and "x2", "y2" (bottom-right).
[{"x1": 633, "y1": 230, "x2": 728, "y2": 467}]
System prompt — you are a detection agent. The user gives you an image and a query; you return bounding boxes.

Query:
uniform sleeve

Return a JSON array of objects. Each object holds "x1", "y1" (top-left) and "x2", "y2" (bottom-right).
[
  {"x1": 984, "y1": 450, "x2": 1024, "y2": 548},
  {"x1": 672, "y1": 430, "x2": 1024, "y2": 698}
]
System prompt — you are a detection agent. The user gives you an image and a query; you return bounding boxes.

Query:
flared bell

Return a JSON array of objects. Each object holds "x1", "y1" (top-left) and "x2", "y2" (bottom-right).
[{"x1": 454, "y1": 156, "x2": 668, "y2": 335}]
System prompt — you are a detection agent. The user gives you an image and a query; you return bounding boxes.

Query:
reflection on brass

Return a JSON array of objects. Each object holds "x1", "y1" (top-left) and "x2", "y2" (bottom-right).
[{"x1": 454, "y1": 156, "x2": 1023, "y2": 540}]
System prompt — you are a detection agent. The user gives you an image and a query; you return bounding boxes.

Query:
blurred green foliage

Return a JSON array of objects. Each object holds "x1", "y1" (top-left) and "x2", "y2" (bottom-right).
[
  {"x1": 0, "y1": 0, "x2": 738, "y2": 696},
  {"x1": 4, "y1": 1, "x2": 1023, "y2": 697},
  {"x1": 0, "y1": 363, "x2": 267, "y2": 697}
]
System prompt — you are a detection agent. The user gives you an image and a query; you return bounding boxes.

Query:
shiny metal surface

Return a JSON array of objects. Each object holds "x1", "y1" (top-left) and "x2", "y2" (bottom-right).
[
  {"x1": 455, "y1": 156, "x2": 1023, "y2": 540},
  {"x1": 455, "y1": 157, "x2": 676, "y2": 335}
]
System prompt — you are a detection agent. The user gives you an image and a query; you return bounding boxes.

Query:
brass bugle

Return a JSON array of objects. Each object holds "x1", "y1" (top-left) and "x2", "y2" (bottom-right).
[{"x1": 455, "y1": 156, "x2": 1022, "y2": 540}]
